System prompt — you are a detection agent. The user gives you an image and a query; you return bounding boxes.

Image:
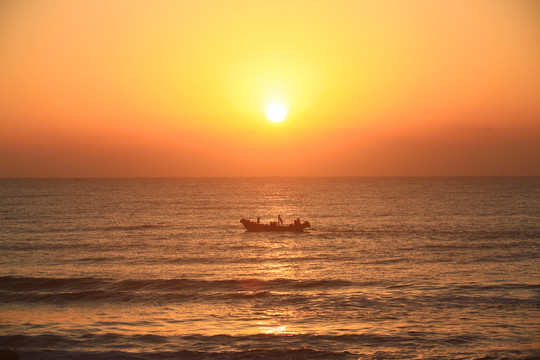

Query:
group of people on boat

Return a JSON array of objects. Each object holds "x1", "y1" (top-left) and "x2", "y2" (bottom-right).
[{"x1": 254, "y1": 215, "x2": 304, "y2": 227}]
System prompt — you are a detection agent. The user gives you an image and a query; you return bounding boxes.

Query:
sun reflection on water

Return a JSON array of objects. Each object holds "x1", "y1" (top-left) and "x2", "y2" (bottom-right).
[
  {"x1": 261, "y1": 324, "x2": 295, "y2": 335},
  {"x1": 262, "y1": 262, "x2": 294, "y2": 279},
  {"x1": 257, "y1": 308, "x2": 298, "y2": 335},
  {"x1": 255, "y1": 247, "x2": 303, "y2": 336}
]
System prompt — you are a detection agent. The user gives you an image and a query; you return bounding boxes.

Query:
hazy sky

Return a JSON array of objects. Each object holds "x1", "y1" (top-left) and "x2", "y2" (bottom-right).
[{"x1": 1, "y1": 0, "x2": 539, "y2": 177}]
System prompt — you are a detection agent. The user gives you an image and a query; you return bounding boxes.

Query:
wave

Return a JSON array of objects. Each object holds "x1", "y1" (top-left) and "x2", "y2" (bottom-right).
[
  {"x1": 1, "y1": 276, "x2": 537, "y2": 310},
  {"x1": 3, "y1": 333, "x2": 539, "y2": 360},
  {"x1": 5, "y1": 348, "x2": 358, "y2": 360},
  {"x1": 9, "y1": 349, "x2": 540, "y2": 360},
  {"x1": 0, "y1": 276, "x2": 357, "y2": 293},
  {"x1": 0, "y1": 224, "x2": 165, "y2": 238},
  {"x1": 161, "y1": 255, "x2": 354, "y2": 265},
  {"x1": 0, "y1": 276, "x2": 101, "y2": 291},
  {"x1": 0, "y1": 332, "x2": 480, "y2": 350},
  {"x1": 4, "y1": 276, "x2": 538, "y2": 293},
  {"x1": 316, "y1": 227, "x2": 540, "y2": 238}
]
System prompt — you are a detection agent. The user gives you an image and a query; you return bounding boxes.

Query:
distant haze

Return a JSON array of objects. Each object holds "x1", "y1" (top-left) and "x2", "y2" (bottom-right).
[{"x1": 1, "y1": 0, "x2": 539, "y2": 177}]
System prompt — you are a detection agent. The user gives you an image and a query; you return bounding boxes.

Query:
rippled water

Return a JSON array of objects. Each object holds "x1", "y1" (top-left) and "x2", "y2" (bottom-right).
[{"x1": 1, "y1": 178, "x2": 539, "y2": 359}]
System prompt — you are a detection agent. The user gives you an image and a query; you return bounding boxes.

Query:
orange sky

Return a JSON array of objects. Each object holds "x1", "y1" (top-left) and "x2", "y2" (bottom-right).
[{"x1": 1, "y1": 0, "x2": 539, "y2": 177}]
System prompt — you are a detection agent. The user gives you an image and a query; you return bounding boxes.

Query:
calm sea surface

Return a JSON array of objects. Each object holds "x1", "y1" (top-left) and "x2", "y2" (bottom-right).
[{"x1": 0, "y1": 178, "x2": 539, "y2": 359}]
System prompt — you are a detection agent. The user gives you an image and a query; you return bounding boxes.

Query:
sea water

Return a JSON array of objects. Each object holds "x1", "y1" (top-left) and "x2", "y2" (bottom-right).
[{"x1": 0, "y1": 177, "x2": 539, "y2": 359}]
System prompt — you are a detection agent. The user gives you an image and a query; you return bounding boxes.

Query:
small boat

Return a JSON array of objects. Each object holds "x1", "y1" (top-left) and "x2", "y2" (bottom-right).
[{"x1": 240, "y1": 218, "x2": 311, "y2": 232}]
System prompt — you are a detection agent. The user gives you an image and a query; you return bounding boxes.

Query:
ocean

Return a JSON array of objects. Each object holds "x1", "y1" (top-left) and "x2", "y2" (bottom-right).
[{"x1": 0, "y1": 177, "x2": 538, "y2": 359}]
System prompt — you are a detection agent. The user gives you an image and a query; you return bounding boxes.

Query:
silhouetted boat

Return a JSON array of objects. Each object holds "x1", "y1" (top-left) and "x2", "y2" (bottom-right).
[{"x1": 240, "y1": 218, "x2": 311, "y2": 232}]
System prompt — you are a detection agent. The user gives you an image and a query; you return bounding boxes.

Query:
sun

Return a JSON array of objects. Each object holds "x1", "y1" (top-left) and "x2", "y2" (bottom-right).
[{"x1": 265, "y1": 104, "x2": 288, "y2": 123}]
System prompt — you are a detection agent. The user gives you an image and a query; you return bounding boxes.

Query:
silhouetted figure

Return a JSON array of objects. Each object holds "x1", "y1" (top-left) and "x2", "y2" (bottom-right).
[
  {"x1": 295, "y1": 218, "x2": 300, "y2": 226},
  {"x1": 257, "y1": 217, "x2": 260, "y2": 224},
  {"x1": 278, "y1": 214, "x2": 283, "y2": 226}
]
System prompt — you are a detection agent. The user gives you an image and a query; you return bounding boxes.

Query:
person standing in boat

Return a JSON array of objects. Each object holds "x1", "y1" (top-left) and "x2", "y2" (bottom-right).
[{"x1": 278, "y1": 214, "x2": 283, "y2": 226}]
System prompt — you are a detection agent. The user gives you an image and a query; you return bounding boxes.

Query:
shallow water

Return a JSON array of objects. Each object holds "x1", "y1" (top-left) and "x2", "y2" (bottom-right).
[{"x1": 1, "y1": 177, "x2": 539, "y2": 359}]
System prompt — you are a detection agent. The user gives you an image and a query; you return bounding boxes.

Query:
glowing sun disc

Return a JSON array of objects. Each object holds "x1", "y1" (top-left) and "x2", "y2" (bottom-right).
[{"x1": 265, "y1": 104, "x2": 288, "y2": 123}]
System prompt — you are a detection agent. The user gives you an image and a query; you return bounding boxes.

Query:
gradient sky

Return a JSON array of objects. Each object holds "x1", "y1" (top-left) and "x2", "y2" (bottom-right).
[{"x1": 1, "y1": 0, "x2": 539, "y2": 177}]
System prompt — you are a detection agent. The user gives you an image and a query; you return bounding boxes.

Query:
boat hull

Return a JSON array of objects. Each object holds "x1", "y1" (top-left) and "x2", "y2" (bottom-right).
[{"x1": 240, "y1": 219, "x2": 310, "y2": 232}]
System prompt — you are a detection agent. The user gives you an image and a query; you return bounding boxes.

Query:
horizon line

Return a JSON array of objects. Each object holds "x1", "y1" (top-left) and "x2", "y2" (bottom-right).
[{"x1": 1, "y1": 175, "x2": 539, "y2": 180}]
